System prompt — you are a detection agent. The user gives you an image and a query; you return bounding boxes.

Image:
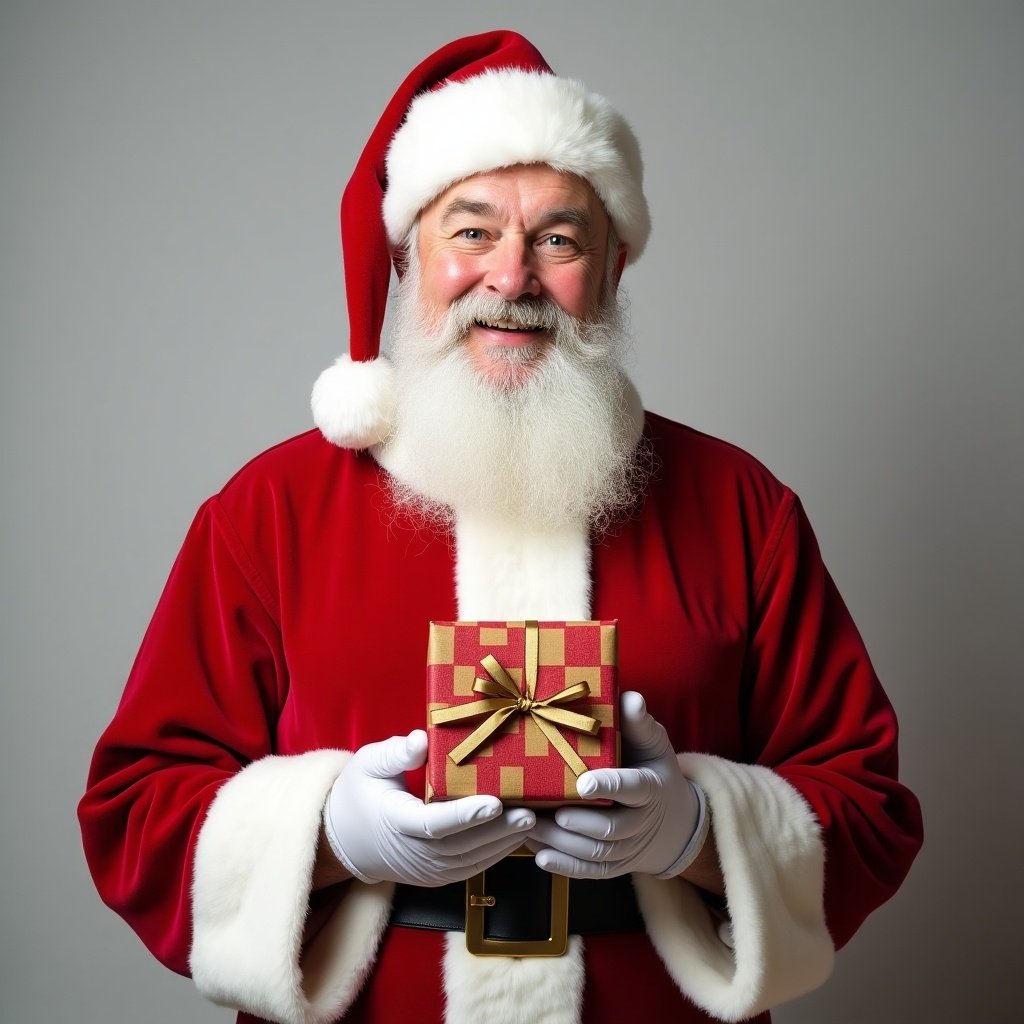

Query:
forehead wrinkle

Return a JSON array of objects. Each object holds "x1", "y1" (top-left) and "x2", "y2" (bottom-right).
[{"x1": 439, "y1": 198, "x2": 499, "y2": 225}]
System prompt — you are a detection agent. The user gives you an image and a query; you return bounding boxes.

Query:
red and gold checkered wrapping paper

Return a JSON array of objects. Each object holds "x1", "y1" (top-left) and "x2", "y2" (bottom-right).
[{"x1": 425, "y1": 620, "x2": 620, "y2": 807}]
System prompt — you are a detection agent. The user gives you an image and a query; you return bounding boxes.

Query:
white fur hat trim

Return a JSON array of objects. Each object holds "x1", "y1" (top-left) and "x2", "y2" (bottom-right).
[{"x1": 384, "y1": 70, "x2": 650, "y2": 262}]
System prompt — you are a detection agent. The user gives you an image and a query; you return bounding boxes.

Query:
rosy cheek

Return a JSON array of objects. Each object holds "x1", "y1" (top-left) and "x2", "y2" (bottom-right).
[
  {"x1": 419, "y1": 254, "x2": 476, "y2": 321},
  {"x1": 548, "y1": 270, "x2": 597, "y2": 319},
  {"x1": 425, "y1": 253, "x2": 475, "y2": 297},
  {"x1": 442, "y1": 256, "x2": 477, "y2": 291}
]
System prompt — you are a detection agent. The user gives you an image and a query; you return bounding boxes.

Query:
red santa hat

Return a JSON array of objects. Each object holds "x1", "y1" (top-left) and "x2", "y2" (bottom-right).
[{"x1": 311, "y1": 30, "x2": 650, "y2": 448}]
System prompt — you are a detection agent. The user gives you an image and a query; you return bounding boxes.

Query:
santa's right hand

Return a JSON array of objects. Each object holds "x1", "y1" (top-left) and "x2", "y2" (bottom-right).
[{"x1": 323, "y1": 730, "x2": 535, "y2": 886}]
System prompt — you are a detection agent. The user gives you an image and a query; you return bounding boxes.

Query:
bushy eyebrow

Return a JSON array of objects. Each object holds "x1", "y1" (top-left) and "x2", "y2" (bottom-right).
[
  {"x1": 439, "y1": 199, "x2": 499, "y2": 224},
  {"x1": 540, "y1": 208, "x2": 593, "y2": 233},
  {"x1": 439, "y1": 200, "x2": 594, "y2": 234}
]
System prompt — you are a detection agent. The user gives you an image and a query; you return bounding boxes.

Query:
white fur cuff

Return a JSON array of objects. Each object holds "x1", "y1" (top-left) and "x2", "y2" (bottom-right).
[
  {"x1": 633, "y1": 756, "x2": 834, "y2": 1021},
  {"x1": 190, "y1": 750, "x2": 393, "y2": 1024}
]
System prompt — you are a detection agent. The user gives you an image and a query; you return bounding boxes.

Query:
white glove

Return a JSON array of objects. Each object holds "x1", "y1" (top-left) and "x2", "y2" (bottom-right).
[
  {"x1": 323, "y1": 729, "x2": 535, "y2": 886},
  {"x1": 529, "y1": 691, "x2": 708, "y2": 880}
]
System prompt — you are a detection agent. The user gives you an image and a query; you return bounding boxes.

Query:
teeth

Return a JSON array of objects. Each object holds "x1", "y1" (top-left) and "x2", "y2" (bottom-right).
[{"x1": 479, "y1": 318, "x2": 541, "y2": 331}]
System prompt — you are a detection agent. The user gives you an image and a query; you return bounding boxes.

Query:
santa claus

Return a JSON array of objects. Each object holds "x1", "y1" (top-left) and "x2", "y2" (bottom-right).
[{"x1": 79, "y1": 30, "x2": 922, "y2": 1024}]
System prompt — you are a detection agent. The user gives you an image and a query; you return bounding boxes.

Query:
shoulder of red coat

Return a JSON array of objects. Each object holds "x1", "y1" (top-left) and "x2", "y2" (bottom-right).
[
  {"x1": 214, "y1": 428, "x2": 380, "y2": 511},
  {"x1": 643, "y1": 410, "x2": 789, "y2": 506}
]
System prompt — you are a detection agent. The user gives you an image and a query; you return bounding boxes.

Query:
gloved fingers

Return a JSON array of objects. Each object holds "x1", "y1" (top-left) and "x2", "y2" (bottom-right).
[
  {"x1": 532, "y1": 846, "x2": 629, "y2": 880},
  {"x1": 436, "y1": 832, "x2": 536, "y2": 882},
  {"x1": 358, "y1": 730, "x2": 429, "y2": 779},
  {"x1": 430, "y1": 808, "x2": 535, "y2": 856},
  {"x1": 384, "y1": 790, "x2": 503, "y2": 839},
  {"x1": 576, "y1": 766, "x2": 660, "y2": 808},
  {"x1": 619, "y1": 691, "x2": 673, "y2": 763},
  {"x1": 552, "y1": 804, "x2": 647, "y2": 841},
  {"x1": 528, "y1": 815, "x2": 623, "y2": 863}
]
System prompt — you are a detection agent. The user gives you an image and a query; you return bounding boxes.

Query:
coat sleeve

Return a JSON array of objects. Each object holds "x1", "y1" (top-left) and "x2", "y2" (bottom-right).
[
  {"x1": 78, "y1": 497, "x2": 392, "y2": 1024},
  {"x1": 746, "y1": 490, "x2": 924, "y2": 932},
  {"x1": 635, "y1": 489, "x2": 923, "y2": 1021}
]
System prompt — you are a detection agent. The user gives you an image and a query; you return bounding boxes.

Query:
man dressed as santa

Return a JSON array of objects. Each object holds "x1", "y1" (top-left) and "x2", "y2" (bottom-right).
[{"x1": 79, "y1": 30, "x2": 922, "y2": 1024}]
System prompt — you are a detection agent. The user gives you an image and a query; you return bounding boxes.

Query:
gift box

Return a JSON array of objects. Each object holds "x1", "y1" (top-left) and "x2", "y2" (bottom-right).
[{"x1": 425, "y1": 620, "x2": 619, "y2": 807}]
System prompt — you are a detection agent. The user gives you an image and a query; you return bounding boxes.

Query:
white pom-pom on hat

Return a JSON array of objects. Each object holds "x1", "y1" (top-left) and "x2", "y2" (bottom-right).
[{"x1": 311, "y1": 355, "x2": 396, "y2": 449}]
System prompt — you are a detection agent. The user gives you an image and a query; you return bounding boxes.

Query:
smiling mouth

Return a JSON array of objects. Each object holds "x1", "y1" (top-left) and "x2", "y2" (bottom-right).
[{"x1": 474, "y1": 317, "x2": 545, "y2": 333}]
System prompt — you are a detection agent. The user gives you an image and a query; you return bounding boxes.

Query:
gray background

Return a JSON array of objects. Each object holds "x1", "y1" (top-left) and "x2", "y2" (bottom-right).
[{"x1": 2, "y1": 1, "x2": 1021, "y2": 1021}]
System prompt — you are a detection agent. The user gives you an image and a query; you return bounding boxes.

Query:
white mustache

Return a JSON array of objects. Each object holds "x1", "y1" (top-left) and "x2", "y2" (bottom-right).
[{"x1": 443, "y1": 294, "x2": 573, "y2": 337}]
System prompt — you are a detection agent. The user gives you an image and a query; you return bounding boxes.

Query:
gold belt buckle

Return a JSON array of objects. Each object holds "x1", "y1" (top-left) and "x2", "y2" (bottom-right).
[{"x1": 465, "y1": 847, "x2": 569, "y2": 957}]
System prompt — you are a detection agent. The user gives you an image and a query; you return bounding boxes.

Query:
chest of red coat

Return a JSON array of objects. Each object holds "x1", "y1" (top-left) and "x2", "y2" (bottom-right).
[{"x1": 265, "y1": 457, "x2": 753, "y2": 771}]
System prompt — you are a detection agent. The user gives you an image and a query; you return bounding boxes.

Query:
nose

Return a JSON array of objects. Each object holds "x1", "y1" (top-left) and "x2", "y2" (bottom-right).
[{"x1": 483, "y1": 236, "x2": 541, "y2": 300}]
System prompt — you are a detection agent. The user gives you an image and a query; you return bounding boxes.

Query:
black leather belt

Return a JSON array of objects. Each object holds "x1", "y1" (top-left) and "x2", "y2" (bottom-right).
[{"x1": 390, "y1": 852, "x2": 644, "y2": 957}]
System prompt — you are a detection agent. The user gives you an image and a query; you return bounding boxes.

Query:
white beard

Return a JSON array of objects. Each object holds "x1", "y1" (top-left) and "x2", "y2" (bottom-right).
[{"x1": 374, "y1": 271, "x2": 650, "y2": 535}]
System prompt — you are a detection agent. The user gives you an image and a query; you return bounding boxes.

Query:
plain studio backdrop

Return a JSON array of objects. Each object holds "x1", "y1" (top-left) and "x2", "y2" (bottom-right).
[{"x1": 2, "y1": 2, "x2": 1021, "y2": 1022}]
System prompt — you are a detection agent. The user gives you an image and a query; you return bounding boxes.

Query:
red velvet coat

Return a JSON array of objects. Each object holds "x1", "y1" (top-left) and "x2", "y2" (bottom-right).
[{"x1": 80, "y1": 413, "x2": 922, "y2": 1023}]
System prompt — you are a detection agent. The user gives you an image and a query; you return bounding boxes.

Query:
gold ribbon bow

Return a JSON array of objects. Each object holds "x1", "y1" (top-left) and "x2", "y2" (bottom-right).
[{"x1": 429, "y1": 621, "x2": 600, "y2": 777}]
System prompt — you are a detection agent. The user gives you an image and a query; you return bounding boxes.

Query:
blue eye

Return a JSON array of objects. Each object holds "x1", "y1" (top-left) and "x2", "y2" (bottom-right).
[{"x1": 460, "y1": 228, "x2": 485, "y2": 241}]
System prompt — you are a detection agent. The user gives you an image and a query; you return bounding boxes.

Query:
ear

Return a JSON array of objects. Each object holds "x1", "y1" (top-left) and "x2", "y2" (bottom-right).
[
  {"x1": 613, "y1": 243, "x2": 628, "y2": 288},
  {"x1": 392, "y1": 234, "x2": 415, "y2": 280},
  {"x1": 392, "y1": 245, "x2": 409, "y2": 279}
]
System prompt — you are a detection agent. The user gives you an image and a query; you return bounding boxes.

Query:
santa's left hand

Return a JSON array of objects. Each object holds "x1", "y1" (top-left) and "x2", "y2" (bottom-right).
[{"x1": 528, "y1": 691, "x2": 708, "y2": 880}]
